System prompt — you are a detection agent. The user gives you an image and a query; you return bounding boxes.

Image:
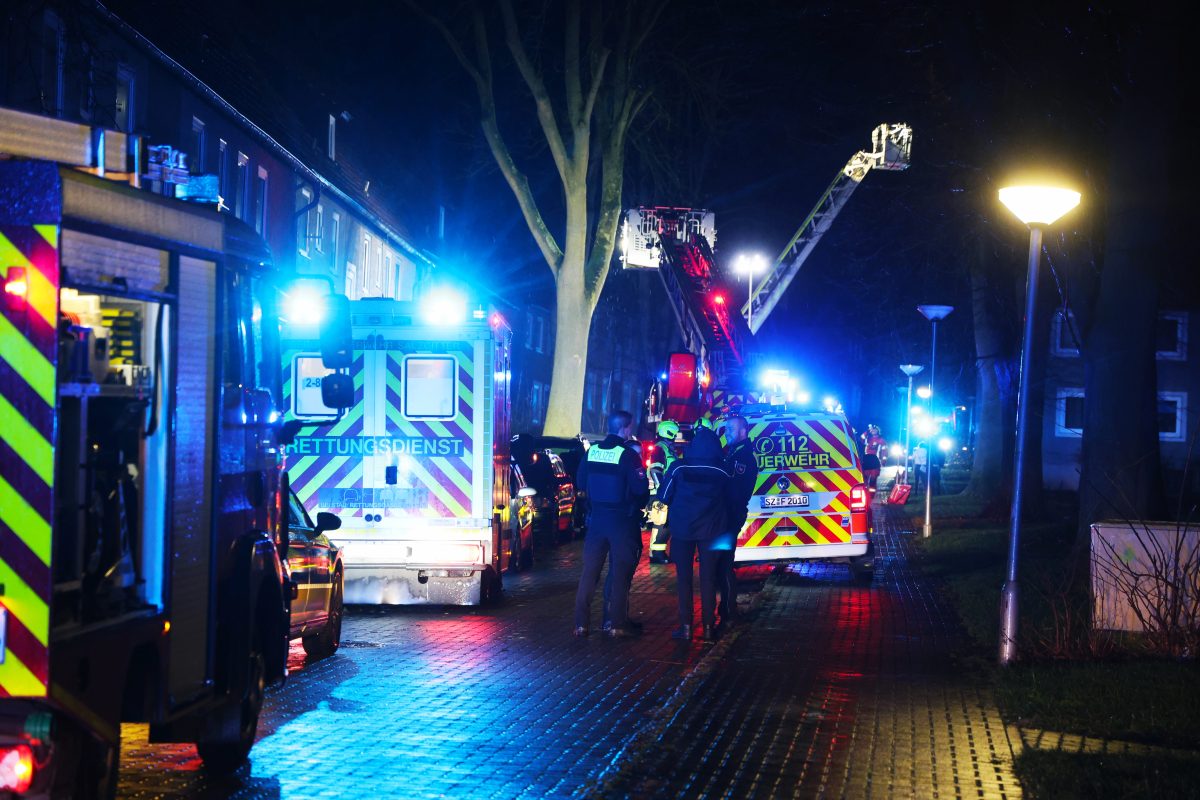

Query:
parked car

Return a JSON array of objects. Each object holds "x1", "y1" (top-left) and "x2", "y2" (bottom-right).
[
  {"x1": 532, "y1": 435, "x2": 587, "y2": 483},
  {"x1": 286, "y1": 489, "x2": 344, "y2": 659},
  {"x1": 511, "y1": 435, "x2": 582, "y2": 540}
]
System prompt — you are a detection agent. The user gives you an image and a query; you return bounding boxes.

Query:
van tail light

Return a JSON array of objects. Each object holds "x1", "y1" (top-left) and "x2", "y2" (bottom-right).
[
  {"x1": 850, "y1": 484, "x2": 868, "y2": 512},
  {"x1": 0, "y1": 743, "x2": 35, "y2": 793}
]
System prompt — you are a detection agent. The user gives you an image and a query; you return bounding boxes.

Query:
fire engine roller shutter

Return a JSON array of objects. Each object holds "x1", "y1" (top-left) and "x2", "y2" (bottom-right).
[
  {"x1": 167, "y1": 255, "x2": 216, "y2": 700},
  {"x1": 0, "y1": 161, "x2": 61, "y2": 699}
]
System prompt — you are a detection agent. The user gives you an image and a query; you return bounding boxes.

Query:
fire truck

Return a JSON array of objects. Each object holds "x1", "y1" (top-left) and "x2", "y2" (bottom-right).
[
  {"x1": 0, "y1": 108, "x2": 348, "y2": 796},
  {"x1": 624, "y1": 124, "x2": 912, "y2": 575},
  {"x1": 280, "y1": 295, "x2": 530, "y2": 606}
]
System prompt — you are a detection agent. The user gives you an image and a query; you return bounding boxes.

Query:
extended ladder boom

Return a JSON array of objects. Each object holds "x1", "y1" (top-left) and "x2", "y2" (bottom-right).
[{"x1": 741, "y1": 123, "x2": 912, "y2": 334}]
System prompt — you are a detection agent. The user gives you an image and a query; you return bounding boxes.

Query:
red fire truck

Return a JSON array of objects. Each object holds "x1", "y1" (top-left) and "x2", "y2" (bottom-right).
[{"x1": 0, "y1": 108, "x2": 347, "y2": 797}]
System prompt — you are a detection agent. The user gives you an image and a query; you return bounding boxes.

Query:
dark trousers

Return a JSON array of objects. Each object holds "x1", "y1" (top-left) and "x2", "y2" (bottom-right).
[
  {"x1": 672, "y1": 539, "x2": 718, "y2": 628},
  {"x1": 603, "y1": 533, "x2": 643, "y2": 626},
  {"x1": 715, "y1": 548, "x2": 737, "y2": 620},
  {"x1": 575, "y1": 518, "x2": 640, "y2": 629}
]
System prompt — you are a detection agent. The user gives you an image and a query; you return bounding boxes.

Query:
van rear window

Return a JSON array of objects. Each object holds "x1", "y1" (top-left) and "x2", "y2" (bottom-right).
[{"x1": 404, "y1": 356, "x2": 456, "y2": 419}]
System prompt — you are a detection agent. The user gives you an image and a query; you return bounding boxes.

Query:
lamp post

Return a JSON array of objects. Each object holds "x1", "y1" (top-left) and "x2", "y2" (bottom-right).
[
  {"x1": 899, "y1": 364, "x2": 924, "y2": 482},
  {"x1": 733, "y1": 253, "x2": 769, "y2": 330},
  {"x1": 916, "y1": 305, "x2": 954, "y2": 538},
  {"x1": 997, "y1": 183, "x2": 1081, "y2": 665}
]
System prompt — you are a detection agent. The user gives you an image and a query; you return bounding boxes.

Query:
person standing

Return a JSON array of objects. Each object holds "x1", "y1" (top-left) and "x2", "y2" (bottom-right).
[
  {"x1": 574, "y1": 410, "x2": 648, "y2": 638},
  {"x1": 860, "y1": 424, "x2": 886, "y2": 492},
  {"x1": 646, "y1": 420, "x2": 679, "y2": 563},
  {"x1": 658, "y1": 426, "x2": 729, "y2": 641},
  {"x1": 912, "y1": 441, "x2": 929, "y2": 495},
  {"x1": 719, "y1": 414, "x2": 756, "y2": 627},
  {"x1": 931, "y1": 442, "x2": 946, "y2": 495}
]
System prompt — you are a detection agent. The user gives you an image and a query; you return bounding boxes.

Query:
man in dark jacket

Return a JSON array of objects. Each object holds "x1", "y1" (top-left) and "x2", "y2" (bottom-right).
[
  {"x1": 658, "y1": 426, "x2": 729, "y2": 641},
  {"x1": 719, "y1": 414, "x2": 756, "y2": 625},
  {"x1": 573, "y1": 410, "x2": 649, "y2": 638}
]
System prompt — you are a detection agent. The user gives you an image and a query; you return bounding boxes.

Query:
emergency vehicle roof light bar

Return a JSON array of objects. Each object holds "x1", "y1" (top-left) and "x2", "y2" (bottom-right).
[{"x1": 741, "y1": 123, "x2": 912, "y2": 335}]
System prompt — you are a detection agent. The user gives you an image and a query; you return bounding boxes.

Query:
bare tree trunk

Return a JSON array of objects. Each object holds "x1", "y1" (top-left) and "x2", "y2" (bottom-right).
[
  {"x1": 544, "y1": 250, "x2": 592, "y2": 435},
  {"x1": 1077, "y1": 18, "x2": 1171, "y2": 542},
  {"x1": 965, "y1": 245, "x2": 1016, "y2": 513}
]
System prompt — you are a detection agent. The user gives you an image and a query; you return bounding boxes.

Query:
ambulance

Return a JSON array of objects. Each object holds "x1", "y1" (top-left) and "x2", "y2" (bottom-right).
[
  {"x1": 733, "y1": 405, "x2": 874, "y2": 579},
  {"x1": 280, "y1": 295, "x2": 531, "y2": 605}
]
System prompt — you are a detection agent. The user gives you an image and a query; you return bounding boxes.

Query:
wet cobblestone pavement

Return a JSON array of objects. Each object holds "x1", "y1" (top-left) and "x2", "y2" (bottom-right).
[
  {"x1": 116, "y1": 505, "x2": 1020, "y2": 799},
  {"x1": 610, "y1": 504, "x2": 1021, "y2": 799}
]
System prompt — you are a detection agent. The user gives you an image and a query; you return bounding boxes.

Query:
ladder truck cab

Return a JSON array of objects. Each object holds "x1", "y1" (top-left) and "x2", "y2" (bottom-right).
[
  {"x1": 621, "y1": 124, "x2": 911, "y2": 575},
  {"x1": 0, "y1": 109, "x2": 351, "y2": 797},
  {"x1": 280, "y1": 295, "x2": 530, "y2": 606}
]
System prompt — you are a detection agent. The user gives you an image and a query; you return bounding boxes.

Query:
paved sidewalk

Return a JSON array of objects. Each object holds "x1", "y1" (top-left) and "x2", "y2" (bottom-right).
[
  {"x1": 606, "y1": 503, "x2": 1022, "y2": 799},
  {"x1": 117, "y1": 529, "x2": 728, "y2": 799}
]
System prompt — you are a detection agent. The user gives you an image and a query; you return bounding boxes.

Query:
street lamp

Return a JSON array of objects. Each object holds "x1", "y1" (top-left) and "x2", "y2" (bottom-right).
[
  {"x1": 733, "y1": 253, "x2": 769, "y2": 330},
  {"x1": 997, "y1": 182, "x2": 1081, "y2": 666},
  {"x1": 917, "y1": 304, "x2": 954, "y2": 538},
  {"x1": 899, "y1": 364, "x2": 924, "y2": 482}
]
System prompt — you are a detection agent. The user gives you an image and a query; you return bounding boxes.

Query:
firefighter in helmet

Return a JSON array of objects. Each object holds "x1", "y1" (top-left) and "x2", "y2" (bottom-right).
[
  {"x1": 646, "y1": 419, "x2": 679, "y2": 564},
  {"x1": 861, "y1": 424, "x2": 886, "y2": 492}
]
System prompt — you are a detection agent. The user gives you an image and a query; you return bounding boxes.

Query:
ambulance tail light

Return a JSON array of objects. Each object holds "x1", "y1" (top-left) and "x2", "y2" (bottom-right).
[
  {"x1": 0, "y1": 743, "x2": 35, "y2": 794},
  {"x1": 850, "y1": 484, "x2": 868, "y2": 512},
  {"x1": 3, "y1": 267, "x2": 28, "y2": 312}
]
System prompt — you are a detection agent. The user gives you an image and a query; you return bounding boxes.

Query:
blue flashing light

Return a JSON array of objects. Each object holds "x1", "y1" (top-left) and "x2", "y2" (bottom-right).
[
  {"x1": 283, "y1": 285, "x2": 326, "y2": 325},
  {"x1": 421, "y1": 288, "x2": 467, "y2": 326}
]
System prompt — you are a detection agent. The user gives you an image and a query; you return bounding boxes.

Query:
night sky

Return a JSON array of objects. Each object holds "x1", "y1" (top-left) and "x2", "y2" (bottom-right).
[{"x1": 113, "y1": 0, "x2": 1193, "y2": 428}]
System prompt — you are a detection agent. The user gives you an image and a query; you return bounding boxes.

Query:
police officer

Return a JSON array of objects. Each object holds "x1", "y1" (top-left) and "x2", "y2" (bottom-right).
[
  {"x1": 573, "y1": 410, "x2": 649, "y2": 638},
  {"x1": 719, "y1": 414, "x2": 755, "y2": 627},
  {"x1": 646, "y1": 419, "x2": 679, "y2": 564}
]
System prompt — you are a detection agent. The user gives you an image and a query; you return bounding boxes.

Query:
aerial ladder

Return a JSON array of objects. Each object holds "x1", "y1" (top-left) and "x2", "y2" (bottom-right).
[{"x1": 622, "y1": 123, "x2": 912, "y2": 421}]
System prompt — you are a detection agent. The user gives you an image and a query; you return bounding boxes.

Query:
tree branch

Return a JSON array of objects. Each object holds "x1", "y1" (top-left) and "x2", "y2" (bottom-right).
[
  {"x1": 412, "y1": 1, "x2": 563, "y2": 273},
  {"x1": 564, "y1": 0, "x2": 582, "y2": 126},
  {"x1": 581, "y1": 48, "x2": 611, "y2": 124},
  {"x1": 499, "y1": 0, "x2": 572, "y2": 184}
]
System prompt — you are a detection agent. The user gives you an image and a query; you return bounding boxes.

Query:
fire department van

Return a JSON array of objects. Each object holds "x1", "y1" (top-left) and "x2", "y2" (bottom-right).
[
  {"x1": 280, "y1": 296, "x2": 530, "y2": 605},
  {"x1": 733, "y1": 405, "x2": 874, "y2": 579}
]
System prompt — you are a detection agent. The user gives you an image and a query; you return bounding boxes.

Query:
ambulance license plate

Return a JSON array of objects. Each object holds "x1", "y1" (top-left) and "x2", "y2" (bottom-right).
[{"x1": 764, "y1": 494, "x2": 809, "y2": 509}]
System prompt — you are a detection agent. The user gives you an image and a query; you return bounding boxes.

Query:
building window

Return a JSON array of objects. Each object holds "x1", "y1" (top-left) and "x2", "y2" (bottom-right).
[
  {"x1": 255, "y1": 166, "x2": 269, "y2": 235},
  {"x1": 1055, "y1": 388, "x2": 1085, "y2": 438},
  {"x1": 314, "y1": 204, "x2": 325, "y2": 252},
  {"x1": 115, "y1": 63, "x2": 136, "y2": 132},
  {"x1": 524, "y1": 313, "x2": 534, "y2": 350},
  {"x1": 328, "y1": 114, "x2": 336, "y2": 160},
  {"x1": 1051, "y1": 310, "x2": 1080, "y2": 357},
  {"x1": 361, "y1": 234, "x2": 373, "y2": 296},
  {"x1": 234, "y1": 152, "x2": 249, "y2": 219},
  {"x1": 78, "y1": 43, "x2": 96, "y2": 121},
  {"x1": 42, "y1": 10, "x2": 65, "y2": 117},
  {"x1": 344, "y1": 262, "x2": 357, "y2": 299},
  {"x1": 331, "y1": 213, "x2": 342, "y2": 274},
  {"x1": 384, "y1": 253, "x2": 393, "y2": 297},
  {"x1": 297, "y1": 188, "x2": 313, "y2": 257},
  {"x1": 191, "y1": 117, "x2": 207, "y2": 173},
  {"x1": 218, "y1": 139, "x2": 229, "y2": 210},
  {"x1": 374, "y1": 244, "x2": 384, "y2": 294},
  {"x1": 530, "y1": 382, "x2": 544, "y2": 425},
  {"x1": 1157, "y1": 392, "x2": 1187, "y2": 442},
  {"x1": 534, "y1": 315, "x2": 545, "y2": 353},
  {"x1": 1156, "y1": 312, "x2": 1188, "y2": 361}
]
